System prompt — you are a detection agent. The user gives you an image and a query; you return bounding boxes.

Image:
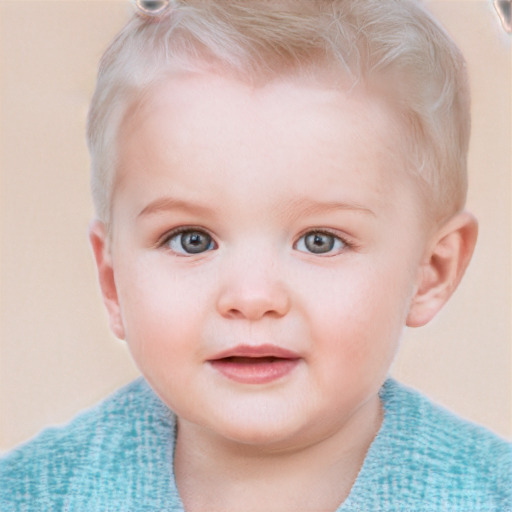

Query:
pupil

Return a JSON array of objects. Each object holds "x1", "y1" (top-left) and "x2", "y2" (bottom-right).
[
  {"x1": 305, "y1": 233, "x2": 334, "y2": 253},
  {"x1": 182, "y1": 231, "x2": 210, "y2": 253}
]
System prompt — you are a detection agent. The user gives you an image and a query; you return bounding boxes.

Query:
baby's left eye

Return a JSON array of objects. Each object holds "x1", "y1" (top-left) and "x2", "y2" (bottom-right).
[{"x1": 295, "y1": 231, "x2": 346, "y2": 255}]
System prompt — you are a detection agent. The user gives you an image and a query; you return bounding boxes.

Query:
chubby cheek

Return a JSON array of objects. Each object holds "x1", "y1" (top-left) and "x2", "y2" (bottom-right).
[
  {"x1": 114, "y1": 256, "x2": 209, "y2": 378},
  {"x1": 304, "y1": 262, "x2": 411, "y2": 382}
]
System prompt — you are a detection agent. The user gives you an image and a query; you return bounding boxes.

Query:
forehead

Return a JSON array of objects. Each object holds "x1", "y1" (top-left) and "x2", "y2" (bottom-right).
[
  {"x1": 115, "y1": 71, "x2": 420, "y2": 219},
  {"x1": 124, "y1": 71, "x2": 402, "y2": 150}
]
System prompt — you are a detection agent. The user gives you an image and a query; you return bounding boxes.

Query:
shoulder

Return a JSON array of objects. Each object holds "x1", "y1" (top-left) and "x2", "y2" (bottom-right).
[
  {"x1": 366, "y1": 379, "x2": 511, "y2": 511},
  {"x1": 381, "y1": 379, "x2": 511, "y2": 467},
  {"x1": 0, "y1": 378, "x2": 180, "y2": 511}
]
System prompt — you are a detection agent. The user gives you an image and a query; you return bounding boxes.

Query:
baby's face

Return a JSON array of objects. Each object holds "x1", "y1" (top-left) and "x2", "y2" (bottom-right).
[{"x1": 106, "y1": 72, "x2": 430, "y2": 449}]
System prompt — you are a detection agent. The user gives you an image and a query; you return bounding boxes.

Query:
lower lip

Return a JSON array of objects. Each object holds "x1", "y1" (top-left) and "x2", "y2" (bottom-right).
[{"x1": 209, "y1": 357, "x2": 300, "y2": 384}]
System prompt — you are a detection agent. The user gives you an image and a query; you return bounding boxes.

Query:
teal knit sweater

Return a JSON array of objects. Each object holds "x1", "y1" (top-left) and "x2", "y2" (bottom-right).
[{"x1": 1, "y1": 378, "x2": 510, "y2": 511}]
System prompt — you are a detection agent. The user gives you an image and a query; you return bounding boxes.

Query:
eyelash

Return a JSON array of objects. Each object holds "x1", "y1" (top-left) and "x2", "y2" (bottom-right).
[
  {"x1": 294, "y1": 229, "x2": 353, "y2": 256},
  {"x1": 158, "y1": 226, "x2": 354, "y2": 256},
  {"x1": 158, "y1": 226, "x2": 217, "y2": 255}
]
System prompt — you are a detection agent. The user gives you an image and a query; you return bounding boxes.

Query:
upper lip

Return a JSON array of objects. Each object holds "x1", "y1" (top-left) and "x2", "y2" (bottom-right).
[{"x1": 209, "y1": 344, "x2": 301, "y2": 360}]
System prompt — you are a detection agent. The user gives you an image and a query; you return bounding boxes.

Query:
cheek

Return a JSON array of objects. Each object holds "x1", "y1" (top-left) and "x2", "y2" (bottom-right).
[
  {"x1": 302, "y1": 262, "x2": 412, "y2": 361},
  {"x1": 115, "y1": 257, "x2": 210, "y2": 357}
]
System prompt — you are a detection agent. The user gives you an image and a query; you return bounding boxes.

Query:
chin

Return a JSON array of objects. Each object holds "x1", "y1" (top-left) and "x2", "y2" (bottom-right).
[{"x1": 204, "y1": 412, "x2": 310, "y2": 451}]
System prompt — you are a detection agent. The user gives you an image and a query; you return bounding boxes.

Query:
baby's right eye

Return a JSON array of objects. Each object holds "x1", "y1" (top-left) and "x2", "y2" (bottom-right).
[{"x1": 164, "y1": 229, "x2": 216, "y2": 255}]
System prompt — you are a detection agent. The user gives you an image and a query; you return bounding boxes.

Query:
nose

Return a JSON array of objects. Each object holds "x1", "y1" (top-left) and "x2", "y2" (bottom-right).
[{"x1": 216, "y1": 258, "x2": 291, "y2": 321}]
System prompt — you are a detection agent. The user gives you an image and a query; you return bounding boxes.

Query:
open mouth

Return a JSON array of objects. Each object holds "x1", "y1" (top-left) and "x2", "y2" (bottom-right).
[
  {"x1": 209, "y1": 348, "x2": 301, "y2": 384},
  {"x1": 220, "y1": 356, "x2": 287, "y2": 364}
]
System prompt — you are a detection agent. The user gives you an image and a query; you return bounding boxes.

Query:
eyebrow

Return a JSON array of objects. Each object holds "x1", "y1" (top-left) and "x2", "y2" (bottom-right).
[
  {"x1": 137, "y1": 196, "x2": 375, "y2": 219},
  {"x1": 137, "y1": 196, "x2": 215, "y2": 218},
  {"x1": 283, "y1": 198, "x2": 376, "y2": 218}
]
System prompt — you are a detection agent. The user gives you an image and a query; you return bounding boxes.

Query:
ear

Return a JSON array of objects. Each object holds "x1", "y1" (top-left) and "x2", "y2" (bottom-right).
[
  {"x1": 406, "y1": 211, "x2": 478, "y2": 328},
  {"x1": 88, "y1": 220, "x2": 126, "y2": 339}
]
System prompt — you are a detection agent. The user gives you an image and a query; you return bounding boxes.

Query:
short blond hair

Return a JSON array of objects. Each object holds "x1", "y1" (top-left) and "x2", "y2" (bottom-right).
[{"x1": 87, "y1": 0, "x2": 470, "y2": 225}]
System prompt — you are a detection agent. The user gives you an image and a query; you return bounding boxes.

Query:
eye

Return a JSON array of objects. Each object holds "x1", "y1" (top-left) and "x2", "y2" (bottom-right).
[
  {"x1": 164, "y1": 229, "x2": 216, "y2": 255},
  {"x1": 295, "y1": 230, "x2": 346, "y2": 255}
]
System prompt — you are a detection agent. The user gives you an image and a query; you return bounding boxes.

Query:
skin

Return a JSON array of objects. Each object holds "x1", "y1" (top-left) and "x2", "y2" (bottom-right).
[{"x1": 90, "y1": 71, "x2": 477, "y2": 511}]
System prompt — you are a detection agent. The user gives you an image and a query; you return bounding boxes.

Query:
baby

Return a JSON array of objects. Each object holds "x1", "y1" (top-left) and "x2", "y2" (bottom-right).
[{"x1": 1, "y1": 0, "x2": 510, "y2": 510}]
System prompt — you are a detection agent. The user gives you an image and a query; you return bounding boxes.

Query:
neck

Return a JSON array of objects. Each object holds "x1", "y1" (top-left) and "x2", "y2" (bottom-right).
[{"x1": 174, "y1": 395, "x2": 382, "y2": 512}]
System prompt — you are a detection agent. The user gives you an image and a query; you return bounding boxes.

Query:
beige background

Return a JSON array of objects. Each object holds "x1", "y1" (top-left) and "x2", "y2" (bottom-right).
[{"x1": 0, "y1": 0, "x2": 510, "y2": 452}]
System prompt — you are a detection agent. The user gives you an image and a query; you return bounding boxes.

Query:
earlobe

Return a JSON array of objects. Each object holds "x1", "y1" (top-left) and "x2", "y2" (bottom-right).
[
  {"x1": 406, "y1": 211, "x2": 478, "y2": 328},
  {"x1": 88, "y1": 220, "x2": 126, "y2": 340}
]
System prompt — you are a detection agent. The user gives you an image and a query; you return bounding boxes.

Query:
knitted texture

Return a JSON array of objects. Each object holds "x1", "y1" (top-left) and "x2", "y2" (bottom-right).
[{"x1": 1, "y1": 378, "x2": 510, "y2": 511}]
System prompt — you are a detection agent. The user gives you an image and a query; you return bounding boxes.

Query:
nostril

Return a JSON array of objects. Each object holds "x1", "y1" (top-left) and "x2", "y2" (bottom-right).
[
  {"x1": 217, "y1": 287, "x2": 291, "y2": 320},
  {"x1": 225, "y1": 308, "x2": 245, "y2": 320}
]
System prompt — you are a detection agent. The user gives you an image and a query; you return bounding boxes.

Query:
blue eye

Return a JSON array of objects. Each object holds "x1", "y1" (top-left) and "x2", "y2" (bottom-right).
[
  {"x1": 166, "y1": 229, "x2": 215, "y2": 254},
  {"x1": 295, "y1": 231, "x2": 346, "y2": 255}
]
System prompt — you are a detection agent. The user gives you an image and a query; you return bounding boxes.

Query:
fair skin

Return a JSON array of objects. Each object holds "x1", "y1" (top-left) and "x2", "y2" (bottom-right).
[{"x1": 90, "y1": 71, "x2": 477, "y2": 511}]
